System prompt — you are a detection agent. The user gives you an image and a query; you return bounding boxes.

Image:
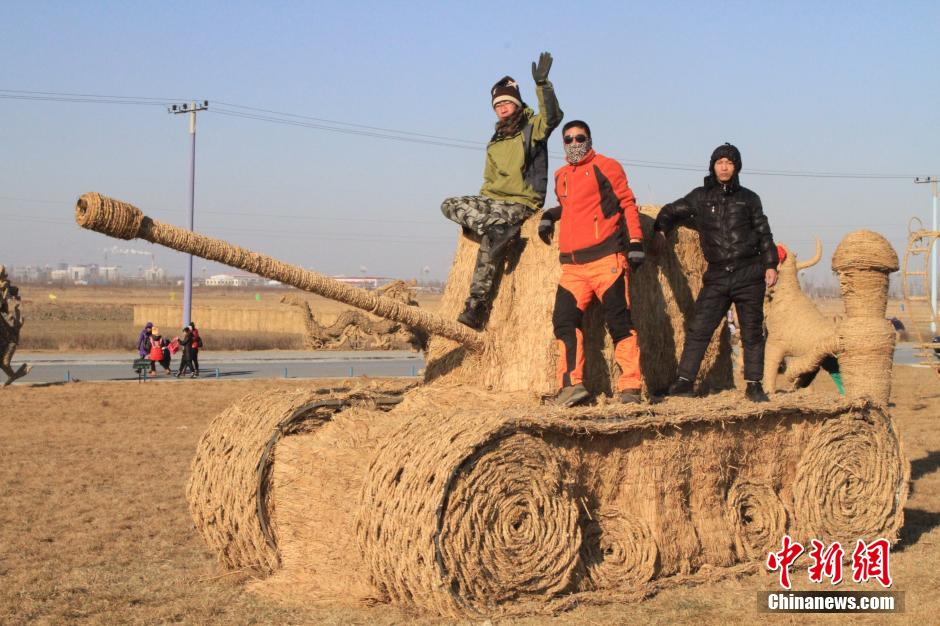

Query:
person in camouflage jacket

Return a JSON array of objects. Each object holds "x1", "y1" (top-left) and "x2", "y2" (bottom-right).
[{"x1": 441, "y1": 51, "x2": 563, "y2": 329}]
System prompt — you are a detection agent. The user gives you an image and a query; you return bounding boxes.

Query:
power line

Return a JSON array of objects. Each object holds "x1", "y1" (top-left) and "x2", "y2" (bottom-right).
[
  {"x1": 1, "y1": 87, "x2": 927, "y2": 179},
  {"x1": 214, "y1": 100, "x2": 485, "y2": 146}
]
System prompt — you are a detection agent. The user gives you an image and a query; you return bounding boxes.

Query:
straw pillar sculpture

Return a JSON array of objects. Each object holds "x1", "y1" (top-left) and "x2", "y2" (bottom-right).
[{"x1": 831, "y1": 230, "x2": 899, "y2": 406}]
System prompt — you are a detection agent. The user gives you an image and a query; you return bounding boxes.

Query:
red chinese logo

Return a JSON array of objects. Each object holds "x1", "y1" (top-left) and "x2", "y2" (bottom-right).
[
  {"x1": 851, "y1": 539, "x2": 893, "y2": 587},
  {"x1": 766, "y1": 535, "x2": 805, "y2": 589},
  {"x1": 766, "y1": 537, "x2": 893, "y2": 588},
  {"x1": 807, "y1": 539, "x2": 844, "y2": 584}
]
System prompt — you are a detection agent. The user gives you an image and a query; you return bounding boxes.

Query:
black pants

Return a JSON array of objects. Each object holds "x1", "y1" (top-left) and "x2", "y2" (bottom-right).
[
  {"x1": 678, "y1": 263, "x2": 766, "y2": 382},
  {"x1": 191, "y1": 349, "x2": 199, "y2": 374},
  {"x1": 178, "y1": 350, "x2": 194, "y2": 375}
]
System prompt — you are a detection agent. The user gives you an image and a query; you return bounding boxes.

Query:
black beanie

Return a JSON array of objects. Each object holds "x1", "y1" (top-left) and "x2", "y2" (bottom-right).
[
  {"x1": 491, "y1": 76, "x2": 522, "y2": 108},
  {"x1": 709, "y1": 143, "x2": 742, "y2": 174}
]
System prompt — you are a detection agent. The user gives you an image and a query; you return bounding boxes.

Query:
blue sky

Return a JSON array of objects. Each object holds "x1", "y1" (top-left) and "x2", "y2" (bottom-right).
[{"x1": 1, "y1": 1, "x2": 937, "y2": 281}]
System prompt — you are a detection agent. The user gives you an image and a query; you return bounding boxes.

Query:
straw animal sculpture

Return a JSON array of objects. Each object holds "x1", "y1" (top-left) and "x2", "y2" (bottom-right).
[
  {"x1": 763, "y1": 239, "x2": 841, "y2": 392},
  {"x1": 832, "y1": 230, "x2": 899, "y2": 406},
  {"x1": 280, "y1": 282, "x2": 427, "y2": 351}
]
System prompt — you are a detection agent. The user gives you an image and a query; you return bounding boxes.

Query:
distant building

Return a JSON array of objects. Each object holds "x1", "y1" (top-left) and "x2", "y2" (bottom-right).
[
  {"x1": 67, "y1": 265, "x2": 90, "y2": 282},
  {"x1": 50, "y1": 269, "x2": 70, "y2": 282},
  {"x1": 97, "y1": 266, "x2": 121, "y2": 282},
  {"x1": 143, "y1": 267, "x2": 166, "y2": 282},
  {"x1": 204, "y1": 274, "x2": 249, "y2": 287},
  {"x1": 11, "y1": 266, "x2": 44, "y2": 282},
  {"x1": 332, "y1": 276, "x2": 381, "y2": 289}
]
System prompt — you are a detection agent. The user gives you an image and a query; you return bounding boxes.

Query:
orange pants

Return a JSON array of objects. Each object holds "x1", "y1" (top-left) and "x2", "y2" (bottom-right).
[{"x1": 553, "y1": 252, "x2": 641, "y2": 392}]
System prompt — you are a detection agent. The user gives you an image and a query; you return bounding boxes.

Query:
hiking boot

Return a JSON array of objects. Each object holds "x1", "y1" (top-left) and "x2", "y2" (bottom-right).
[
  {"x1": 745, "y1": 381, "x2": 769, "y2": 403},
  {"x1": 619, "y1": 389, "x2": 642, "y2": 404},
  {"x1": 666, "y1": 377, "x2": 695, "y2": 398},
  {"x1": 485, "y1": 222, "x2": 521, "y2": 258},
  {"x1": 457, "y1": 299, "x2": 488, "y2": 330},
  {"x1": 552, "y1": 384, "x2": 591, "y2": 407}
]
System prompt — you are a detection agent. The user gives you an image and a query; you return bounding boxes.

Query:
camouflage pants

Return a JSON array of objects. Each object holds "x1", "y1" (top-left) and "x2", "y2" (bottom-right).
[
  {"x1": 0, "y1": 318, "x2": 23, "y2": 382},
  {"x1": 441, "y1": 195, "x2": 532, "y2": 302},
  {"x1": 1, "y1": 339, "x2": 17, "y2": 377}
]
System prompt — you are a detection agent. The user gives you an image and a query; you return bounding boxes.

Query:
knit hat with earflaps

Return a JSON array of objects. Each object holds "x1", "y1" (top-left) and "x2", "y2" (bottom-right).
[{"x1": 491, "y1": 76, "x2": 522, "y2": 108}]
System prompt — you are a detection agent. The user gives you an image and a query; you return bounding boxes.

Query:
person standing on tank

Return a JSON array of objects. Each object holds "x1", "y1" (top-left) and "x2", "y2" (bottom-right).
[{"x1": 651, "y1": 143, "x2": 778, "y2": 402}]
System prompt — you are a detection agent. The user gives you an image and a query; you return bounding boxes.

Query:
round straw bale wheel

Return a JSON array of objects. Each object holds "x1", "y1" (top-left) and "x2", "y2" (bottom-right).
[
  {"x1": 790, "y1": 409, "x2": 908, "y2": 547},
  {"x1": 726, "y1": 480, "x2": 789, "y2": 560},
  {"x1": 579, "y1": 506, "x2": 659, "y2": 591},
  {"x1": 358, "y1": 415, "x2": 587, "y2": 616},
  {"x1": 186, "y1": 385, "x2": 406, "y2": 576}
]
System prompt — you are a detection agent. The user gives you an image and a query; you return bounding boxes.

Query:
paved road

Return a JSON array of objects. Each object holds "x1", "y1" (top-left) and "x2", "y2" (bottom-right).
[
  {"x1": 8, "y1": 344, "x2": 934, "y2": 386},
  {"x1": 13, "y1": 350, "x2": 424, "y2": 384}
]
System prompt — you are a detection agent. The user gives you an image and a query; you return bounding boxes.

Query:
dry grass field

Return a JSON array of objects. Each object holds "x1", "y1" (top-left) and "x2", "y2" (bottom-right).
[
  {"x1": 1, "y1": 367, "x2": 938, "y2": 625},
  {"x1": 16, "y1": 285, "x2": 443, "y2": 352}
]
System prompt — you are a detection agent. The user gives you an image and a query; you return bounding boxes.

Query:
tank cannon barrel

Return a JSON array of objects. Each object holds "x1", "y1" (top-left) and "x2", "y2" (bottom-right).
[{"x1": 74, "y1": 192, "x2": 484, "y2": 350}]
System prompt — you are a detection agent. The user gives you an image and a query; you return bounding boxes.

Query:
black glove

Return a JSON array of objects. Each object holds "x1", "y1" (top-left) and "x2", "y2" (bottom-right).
[
  {"x1": 531, "y1": 51, "x2": 553, "y2": 85},
  {"x1": 627, "y1": 241, "x2": 645, "y2": 271},
  {"x1": 538, "y1": 210, "x2": 558, "y2": 245}
]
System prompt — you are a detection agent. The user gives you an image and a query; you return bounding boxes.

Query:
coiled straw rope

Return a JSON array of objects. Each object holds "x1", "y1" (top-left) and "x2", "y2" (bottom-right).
[
  {"x1": 727, "y1": 481, "x2": 788, "y2": 560},
  {"x1": 580, "y1": 507, "x2": 658, "y2": 590},
  {"x1": 437, "y1": 433, "x2": 582, "y2": 608},
  {"x1": 186, "y1": 385, "x2": 407, "y2": 575},
  {"x1": 74, "y1": 192, "x2": 484, "y2": 350},
  {"x1": 792, "y1": 414, "x2": 908, "y2": 546},
  {"x1": 75, "y1": 191, "x2": 145, "y2": 240}
]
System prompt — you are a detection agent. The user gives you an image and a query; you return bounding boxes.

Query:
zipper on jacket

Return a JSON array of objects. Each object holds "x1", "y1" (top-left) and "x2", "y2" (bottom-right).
[{"x1": 594, "y1": 215, "x2": 599, "y2": 239}]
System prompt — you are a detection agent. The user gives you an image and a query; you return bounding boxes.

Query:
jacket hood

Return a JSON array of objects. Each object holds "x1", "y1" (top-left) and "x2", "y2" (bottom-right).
[{"x1": 705, "y1": 142, "x2": 742, "y2": 192}]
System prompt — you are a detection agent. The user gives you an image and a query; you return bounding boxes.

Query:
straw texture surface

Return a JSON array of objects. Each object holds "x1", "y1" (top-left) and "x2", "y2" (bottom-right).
[
  {"x1": 186, "y1": 381, "x2": 412, "y2": 576},
  {"x1": 350, "y1": 387, "x2": 907, "y2": 617},
  {"x1": 831, "y1": 230, "x2": 899, "y2": 405},
  {"x1": 763, "y1": 241, "x2": 841, "y2": 392}
]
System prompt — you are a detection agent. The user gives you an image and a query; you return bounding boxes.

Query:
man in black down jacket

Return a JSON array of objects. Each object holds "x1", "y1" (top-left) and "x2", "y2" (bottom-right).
[{"x1": 651, "y1": 143, "x2": 778, "y2": 402}]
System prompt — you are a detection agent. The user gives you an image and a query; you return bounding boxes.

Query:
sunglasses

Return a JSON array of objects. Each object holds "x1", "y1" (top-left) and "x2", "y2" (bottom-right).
[{"x1": 563, "y1": 134, "x2": 588, "y2": 144}]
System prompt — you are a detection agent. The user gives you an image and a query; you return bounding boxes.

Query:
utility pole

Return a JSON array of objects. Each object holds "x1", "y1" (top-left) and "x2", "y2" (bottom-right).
[
  {"x1": 914, "y1": 176, "x2": 938, "y2": 332},
  {"x1": 169, "y1": 100, "x2": 209, "y2": 327}
]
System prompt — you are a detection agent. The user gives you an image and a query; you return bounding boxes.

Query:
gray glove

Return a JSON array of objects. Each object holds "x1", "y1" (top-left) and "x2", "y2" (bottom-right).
[
  {"x1": 627, "y1": 241, "x2": 645, "y2": 271},
  {"x1": 531, "y1": 52, "x2": 553, "y2": 85}
]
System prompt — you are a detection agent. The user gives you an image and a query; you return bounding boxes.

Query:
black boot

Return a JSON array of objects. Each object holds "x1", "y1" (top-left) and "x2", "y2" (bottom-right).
[
  {"x1": 745, "y1": 381, "x2": 769, "y2": 403},
  {"x1": 457, "y1": 298, "x2": 488, "y2": 330},
  {"x1": 666, "y1": 377, "x2": 695, "y2": 398},
  {"x1": 485, "y1": 222, "x2": 521, "y2": 259}
]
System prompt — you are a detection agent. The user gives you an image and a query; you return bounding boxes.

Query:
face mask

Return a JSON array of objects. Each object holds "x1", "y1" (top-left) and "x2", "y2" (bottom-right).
[{"x1": 564, "y1": 136, "x2": 592, "y2": 164}]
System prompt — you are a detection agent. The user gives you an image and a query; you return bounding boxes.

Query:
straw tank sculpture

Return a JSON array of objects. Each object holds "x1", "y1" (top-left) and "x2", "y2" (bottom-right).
[{"x1": 74, "y1": 193, "x2": 908, "y2": 618}]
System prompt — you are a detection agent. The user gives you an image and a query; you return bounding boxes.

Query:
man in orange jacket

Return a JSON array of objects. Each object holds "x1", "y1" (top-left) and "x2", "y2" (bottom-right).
[{"x1": 539, "y1": 120, "x2": 645, "y2": 406}]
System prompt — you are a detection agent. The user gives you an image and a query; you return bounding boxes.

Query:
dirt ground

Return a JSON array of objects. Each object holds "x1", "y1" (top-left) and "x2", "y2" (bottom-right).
[{"x1": 1, "y1": 367, "x2": 937, "y2": 625}]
